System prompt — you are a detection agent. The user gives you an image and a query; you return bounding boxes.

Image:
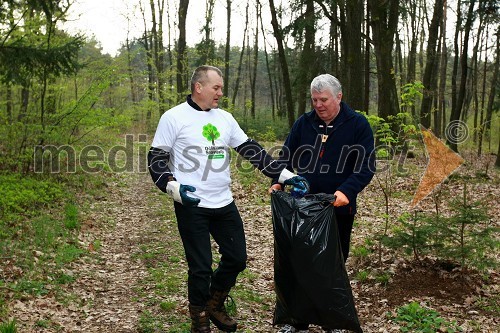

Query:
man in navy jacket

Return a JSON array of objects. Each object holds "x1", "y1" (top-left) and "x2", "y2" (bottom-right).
[{"x1": 270, "y1": 73, "x2": 375, "y2": 333}]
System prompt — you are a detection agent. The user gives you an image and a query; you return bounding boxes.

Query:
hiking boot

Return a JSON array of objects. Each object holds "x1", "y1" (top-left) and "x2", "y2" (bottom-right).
[
  {"x1": 206, "y1": 289, "x2": 237, "y2": 332},
  {"x1": 189, "y1": 304, "x2": 212, "y2": 333}
]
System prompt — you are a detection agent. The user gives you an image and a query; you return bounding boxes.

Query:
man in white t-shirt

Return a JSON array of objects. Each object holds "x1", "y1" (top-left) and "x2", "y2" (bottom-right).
[{"x1": 148, "y1": 65, "x2": 308, "y2": 333}]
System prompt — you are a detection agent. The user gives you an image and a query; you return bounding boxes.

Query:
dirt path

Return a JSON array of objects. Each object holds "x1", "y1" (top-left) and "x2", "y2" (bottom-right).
[
  {"x1": 8, "y1": 168, "x2": 498, "y2": 332},
  {"x1": 9, "y1": 172, "x2": 154, "y2": 332},
  {"x1": 71, "y1": 172, "x2": 152, "y2": 332}
]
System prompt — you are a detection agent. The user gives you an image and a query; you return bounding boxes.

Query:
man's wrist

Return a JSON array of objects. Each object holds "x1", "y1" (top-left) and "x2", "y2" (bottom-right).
[
  {"x1": 166, "y1": 181, "x2": 182, "y2": 202},
  {"x1": 278, "y1": 169, "x2": 295, "y2": 184}
]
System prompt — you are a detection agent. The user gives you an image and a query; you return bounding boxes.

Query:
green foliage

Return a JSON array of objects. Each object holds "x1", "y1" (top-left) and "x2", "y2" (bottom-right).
[
  {"x1": 384, "y1": 185, "x2": 498, "y2": 271},
  {"x1": 64, "y1": 203, "x2": 80, "y2": 230},
  {"x1": 435, "y1": 184, "x2": 498, "y2": 270},
  {"x1": 356, "y1": 270, "x2": 370, "y2": 282},
  {"x1": 400, "y1": 81, "x2": 424, "y2": 109},
  {"x1": 360, "y1": 111, "x2": 418, "y2": 265},
  {"x1": 383, "y1": 212, "x2": 438, "y2": 262},
  {"x1": 0, "y1": 174, "x2": 64, "y2": 218},
  {"x1": 0, "y1": 319, "x2": 17, "y2": 333},
  {"x1": 390, "y1": 302, "x2": 462, "y2": 332}
]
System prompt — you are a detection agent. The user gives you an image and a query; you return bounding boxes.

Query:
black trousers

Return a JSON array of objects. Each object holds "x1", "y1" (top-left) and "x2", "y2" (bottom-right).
[
  {"x1": 174, "y1": 201, "x2": 247, "y2": 306},
  {"x1": 336, "y1": 213, "x2": 355, "y2": 263}
]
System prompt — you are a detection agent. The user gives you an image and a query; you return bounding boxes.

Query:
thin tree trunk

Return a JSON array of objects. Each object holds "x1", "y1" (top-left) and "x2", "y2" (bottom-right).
[
  {"x1": 297, "y1": 0, "x2": 316, "y2": 117},
  {"x1": 250, "y1": 5, "x2": 259, "y2": 119},
  {"x1": 437, "y1": 0, "x2": 448, "y2": 138},
  {"x1": 448, "y1": 0, "x2": 476, "y2": 152},
  {"x1": 139, "y1": 1, "x2": 154, "y2": 125},
  {"x1": 156, "y1": 0, "x2": 166, "y2": 115},
  {"x1": 176, "y1": 0, "x2": 189, "y2": 101},
  {"x1": 420, "y1": 0, "x2": 443, "y2": 128},
  {"x1": 485, "y1": 26, "x2": 499, "y2": 153},
  {"x1": 363, "y1": 0, "x2": 370, "y2": 113},
  {"x1": 369, "y1": 0, "x2": 400, "y2": 122},
  {"x1": 223, "y1": 0, "x2": 231, "y2": 105},
  {"x1": 6, "y1": 84, "x2": 12, "y2": 124},
  {"x1": 259, "y1": 0, "x2": 276, "y2": 120},
  {"x1": 232, "y1": 2, "x2": 249, "y2": 107},
  {"x1": 269, "y1": 0, "x2": 295, "y2": 128},
  {"x1": 126, "y1": 36, "x2": 138, "y2": 104}
]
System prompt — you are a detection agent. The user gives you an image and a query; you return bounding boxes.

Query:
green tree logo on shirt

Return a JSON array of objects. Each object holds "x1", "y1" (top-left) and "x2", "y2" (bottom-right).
[{"x1": 202, "y1": 123, "x2": 220, "y2": 145}]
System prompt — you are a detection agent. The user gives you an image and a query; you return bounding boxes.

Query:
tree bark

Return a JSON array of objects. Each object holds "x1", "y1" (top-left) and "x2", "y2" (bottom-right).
[
  {"x1": 250, "y1": 4, "x2": 259, "y2": 119},
  {"x1": 363, "y1": 0, "x2": 370, "y2": 113},
  {"x1": 269, "y1": 0, "x2": 295, "y2": 128},
  {"x1": 231, "y1": 2, "x2": 249, "y2": 107},
  {"x1": 176, "y1": 0, "x2": 189, "y2": 101},
  {"x1": 485, "y1": 26, "x2": 499, "y2": 153},
  {"x1": 437, "y1": 0, "x2": 448, "y2": 138},
  {"x1": 369, "y1": 0, "x2": 400, "y2": 122},
  {"x1": 258, "y1": 0, "x2": 276, "y2": 120},
  {"x1": 223, "y1": 0, "x2": 231, "y2": 105},
  {"x1": 296, "y1": 0, "x2": 316, "y2": 117},
  {"x1": 420, "y1": 0, "x2": 443, "y2": 128},
  {"x1": 448, "y1": 0, "x2": 476, "y2": 152}
]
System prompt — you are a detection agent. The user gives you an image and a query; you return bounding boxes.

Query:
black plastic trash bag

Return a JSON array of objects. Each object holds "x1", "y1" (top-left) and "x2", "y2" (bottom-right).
[{"x1": 271, "y1": 191, "x2": 363, "y2": 333}]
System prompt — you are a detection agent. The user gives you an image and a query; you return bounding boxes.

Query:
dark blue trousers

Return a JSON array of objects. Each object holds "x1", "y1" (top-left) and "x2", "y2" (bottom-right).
[{"x1": 174, "y1": 201, "x2": 247, "y2": 306}]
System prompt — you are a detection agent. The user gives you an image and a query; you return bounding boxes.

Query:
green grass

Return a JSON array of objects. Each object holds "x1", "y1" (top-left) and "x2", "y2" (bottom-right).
[
  {"x1": 0, "y1": 319, "x2": 17, "y2": 333},
  {"x1": 0, "y1": 170, "x2": 111, "y2": 325}
]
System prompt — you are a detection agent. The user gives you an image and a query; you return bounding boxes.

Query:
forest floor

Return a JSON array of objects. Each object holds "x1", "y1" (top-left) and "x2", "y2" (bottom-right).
[{"x1": 3, "y1": 150, "x2": 499, "y2": 332}]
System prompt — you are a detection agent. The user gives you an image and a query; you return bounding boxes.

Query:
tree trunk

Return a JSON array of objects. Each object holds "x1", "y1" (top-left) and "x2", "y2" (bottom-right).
[
  {"x1": 369, "y1": 0, "x2": 400, "y2": 122},
  {"x1": 126, "y1": 35, "x2": 138, "y2": 104},
  {"x1": 437, "y1": 0, "x2": 448, "y2": 138},
  {"x1": 259, "y1": 0, "x2": 276, "y2": 120},
  {"x1": 223, "y1": 0, "x2": 231, "y2": 106},
  {"x1": 448, "y1": 0, "x2": 476, "y2": 152},
  {"x1": 139, "y1": 1, "x2": 155, "y2": 125},
  {"x1": 6, "y1": 83, "x2": 12, "y2": 124},
  {"x1": 176, "y1": 0, "x2": 189, "y2": 101},
  {"x1": 363, "y1": 0, "x2": 370, "y2": 113},
  {"x1": 316, "y1": 0, "x2": 363, "y2": 109},
  {"x1": 296, "y1": 0, "x2": 316, "y2": 117},
  {"x1": 153, "y1": 0, "x2": 166, "y2": 115},
  {"x1": 420, "y1": 0, "x2": 443, "y2": 128},
  {"x1": 231, "y1": 2, "x2": 249, "y2": 107},
  {"x1": 269, "y1": 0, "x2": 295, "y2": 128},
  {"x1": 485, "y1": 26, "x2": 499, "y2": 152},
  {"x1": 496, "y1": 134, "x2": 500, "y2": 168},
  {"x1": 250, "y1": 4, "x2": 259, "y2": 119}
]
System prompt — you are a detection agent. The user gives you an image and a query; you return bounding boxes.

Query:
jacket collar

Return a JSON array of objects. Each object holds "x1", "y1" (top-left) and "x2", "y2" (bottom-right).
[
  {"x1": 305, "y1": 101, "x2": 355, "y2": 133},
  {"x1": 187, "y1": 94, "x2": 211, "y2": 111}
]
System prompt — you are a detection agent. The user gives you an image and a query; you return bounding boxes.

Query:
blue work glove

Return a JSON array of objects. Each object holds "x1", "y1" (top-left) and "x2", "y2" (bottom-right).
[
  {"x1": 278, "y1": 169, "x2": 310, "y2": 198},
  {"x1": 166, "y1": 181, "x2": 201, "y2": 207},
  {"x1": 285, "y1": 176, "x2": 310, "y2": 198}
]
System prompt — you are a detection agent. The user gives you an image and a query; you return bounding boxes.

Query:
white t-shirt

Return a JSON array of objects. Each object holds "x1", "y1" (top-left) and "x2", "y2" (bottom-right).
[{"x1": 151, "y1": 102, "x2": 248, "y2": 208}]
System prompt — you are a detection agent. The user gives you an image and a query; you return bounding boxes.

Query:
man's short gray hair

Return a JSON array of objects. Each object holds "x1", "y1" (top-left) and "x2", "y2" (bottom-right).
[
  {"x1": 191, "y1": 65, "x2": 223, "y2": 92},
  {"x1": 310, "y1": 74, "x2": 342, "y2": 96}
]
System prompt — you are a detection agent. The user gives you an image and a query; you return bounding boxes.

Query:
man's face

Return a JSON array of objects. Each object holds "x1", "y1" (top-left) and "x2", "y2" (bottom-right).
[
  {"x1": 311, "y1": 89, "x2": 342, "y2": 124},
  {"x1": 195, "y1": 70, "x2": 224, "y2": 110}
]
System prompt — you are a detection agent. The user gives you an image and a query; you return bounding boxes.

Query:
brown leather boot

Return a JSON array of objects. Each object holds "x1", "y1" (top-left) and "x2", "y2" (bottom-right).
[
  {"x1": 206, "y1": 289, "x2": 237, "y2": 332},
  {"x1": 189, "y1": 304, "x2": 212, "y2": 333}
]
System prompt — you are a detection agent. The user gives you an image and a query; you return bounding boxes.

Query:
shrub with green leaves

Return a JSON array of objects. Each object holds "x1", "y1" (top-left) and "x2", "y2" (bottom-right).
[
  {"x1": 0, "y1": 174, "x2": 64, "y2": 218},
  {"x1": 390, "y1": 301, "x2": 462, "y2": 332}
]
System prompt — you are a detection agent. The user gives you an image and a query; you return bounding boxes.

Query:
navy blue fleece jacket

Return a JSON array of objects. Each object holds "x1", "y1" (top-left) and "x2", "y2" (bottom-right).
[{"x1": 277, "y1": 101, "x2": 375, "y2": 215}]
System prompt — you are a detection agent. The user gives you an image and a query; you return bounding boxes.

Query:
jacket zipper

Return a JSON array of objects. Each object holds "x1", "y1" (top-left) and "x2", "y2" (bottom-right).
[{"x1": 318, "y1": 124, "x2": 333, "y2": 159}]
